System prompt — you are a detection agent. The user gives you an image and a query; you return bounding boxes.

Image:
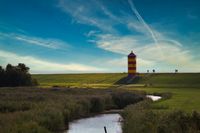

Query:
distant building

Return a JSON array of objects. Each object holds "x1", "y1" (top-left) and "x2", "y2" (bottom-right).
[{"x1": 128, "y1": 51, "x2": 136, "y2": 77}]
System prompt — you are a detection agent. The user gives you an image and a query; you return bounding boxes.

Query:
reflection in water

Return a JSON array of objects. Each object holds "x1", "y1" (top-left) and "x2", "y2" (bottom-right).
[
  {"x1": 146, "y1": 95, "x2": 162, "y2": 101},
  {"x1": 66, "y1": 113, "x2": 122, "y2": 133}
]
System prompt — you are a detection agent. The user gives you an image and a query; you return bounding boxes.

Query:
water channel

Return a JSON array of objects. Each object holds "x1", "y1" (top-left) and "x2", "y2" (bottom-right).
[{"x1": 66, "y1": 95, "x2": 161, "y2": 133}]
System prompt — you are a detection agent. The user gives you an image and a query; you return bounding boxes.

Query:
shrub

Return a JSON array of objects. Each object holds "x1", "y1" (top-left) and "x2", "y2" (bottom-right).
[
  {"x1": 122, "y1": 100, "x2": 156, "y2": 133},
  {"x1": 77, "y1": 99, "x2": 91, "y2": 116},
  {"x1": 36, "y1": 107, "x2": 64, "y2": 131},
  {"x1": 63, "y1": 108, "x2": 70, "y2": 124},
  {"x1": 13, "y1": 121, "x2": 50, "y2": 133},
  {"x1": 122, "y1": 101, "x2": 200, "y2": 133},
  {"x1": 112, "y1": 91, "x2": 143, "y2": 109},
  {"x1": 158, "y1": 111, "x2": 200, "y2": 133},
  {"x1": 0, "y1": 101, "x2": 31, "y2": 113},
  {"x1": 90, "y1": 97, "x2": 105, "y2": 113}
]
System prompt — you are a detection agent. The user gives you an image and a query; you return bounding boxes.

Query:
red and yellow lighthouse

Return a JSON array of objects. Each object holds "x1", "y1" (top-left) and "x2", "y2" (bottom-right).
[{"x1": 128, "y1": 51, "x2": 136, "y2": 77}]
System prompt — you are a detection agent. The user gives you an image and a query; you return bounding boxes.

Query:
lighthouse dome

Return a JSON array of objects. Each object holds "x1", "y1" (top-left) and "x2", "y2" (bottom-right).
[{"x1": 128, "y1": 51, "x2": 136, "y2": 57}]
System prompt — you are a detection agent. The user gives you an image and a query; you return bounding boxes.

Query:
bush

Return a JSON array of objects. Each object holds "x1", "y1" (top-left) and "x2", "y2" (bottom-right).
[
  {"x1": 0, "y1": 101, "x2": 31, "y2": 113},
  {"x1": 14, "y1": 121, "x2": 50, "y2": 133},
  {"x1": 77, "y1": 99, "x2": 91, "y2": 116},
  {"x1": 112, "y1": 91, "x2": 143, "y2": 109},
  {"x1": 90, "y1": 97, "x2": 105, "y2": 113},
  {"x1": 122, "y1": 101, "x2": 200, "y2": 133},
  {"x1": 122, "y1": 100, "x2": 156, "y2": 133},
  {"x1": 36, "y1": 107, "x2": 64, "y2": 131},
  {"x1": 158, "y1": 111, "x2": 200, "y2": 133}
]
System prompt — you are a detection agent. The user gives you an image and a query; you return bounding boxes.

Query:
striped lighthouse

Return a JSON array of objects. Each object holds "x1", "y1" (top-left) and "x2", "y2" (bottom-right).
[{"x1": 128, "y1": 51, "x2": 136, "y2": 77}]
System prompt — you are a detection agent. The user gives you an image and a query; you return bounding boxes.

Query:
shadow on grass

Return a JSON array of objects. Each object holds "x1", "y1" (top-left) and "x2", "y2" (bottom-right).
[{"x1": 114, "y1": 76, "x2": 140, "y2": 84}]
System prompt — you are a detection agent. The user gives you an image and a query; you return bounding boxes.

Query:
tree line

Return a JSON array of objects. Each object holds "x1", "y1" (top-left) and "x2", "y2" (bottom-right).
[{"x1": 0, "y1": 63, "x2": 37, "y2": 87}]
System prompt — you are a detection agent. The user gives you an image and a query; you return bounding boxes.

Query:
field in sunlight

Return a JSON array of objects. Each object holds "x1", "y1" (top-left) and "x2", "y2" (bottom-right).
[
  {"x1": 33, "y1": 73, "x2": 200, "y2": 111},
  {"x1": 32, "y1": 73, "x2": 127, "y2": 87},
  {"x1": 130, "y1": 87, "x2": 200, "y2": 112}
]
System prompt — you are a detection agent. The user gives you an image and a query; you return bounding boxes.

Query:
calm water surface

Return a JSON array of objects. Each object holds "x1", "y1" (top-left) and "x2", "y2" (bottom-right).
[
  {"x1": 65, "y1": 113, "x2": 122, "y2": 133},
  {"x1": 66, "y1": 95, "x2": 161, "y2": 133},
  {"x1": 146, "y1": 95, "x2": 162, "y2": 101}
]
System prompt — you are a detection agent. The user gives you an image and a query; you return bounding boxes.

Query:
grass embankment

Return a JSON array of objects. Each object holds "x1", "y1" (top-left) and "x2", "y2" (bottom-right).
[
  {"x1": 33, "y1": 73, "x2": 200, "y2": 87},
  {"x1": 0, "y1": 87, "x2": 144, "y2": 133},
  {"x1": 137, "y1": 73, "x2": 200, "y2": 87},
  {"x1": 32, "y1": 73, "x2": 127, "y2": 88}
]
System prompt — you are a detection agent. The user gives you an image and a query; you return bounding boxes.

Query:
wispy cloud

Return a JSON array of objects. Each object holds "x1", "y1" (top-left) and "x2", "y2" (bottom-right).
[
  {"x1": 58, "y1": 0, "x2": 118, "y2": 33},
  {"x1": 127, "y1": 0, "x2": 158, "y2": 44},
  {"x1": 0, "y1": 32, "x2": 69, "y2": 49},
  {"x1": 94, "y1": 34, "x2": 141, "y2": 55},
  {"x1": 68, "y1": 0, "x2": 198, "y2": 71},
  {"x1": 92, "y1": 33, "x2": 200, "y2": 72},
  {"x1": 0, "y1": 50, "x2": 104, "y2": 74},
  {"x1": 85, "y1": 30, "x2": 99, "y2": 37}
]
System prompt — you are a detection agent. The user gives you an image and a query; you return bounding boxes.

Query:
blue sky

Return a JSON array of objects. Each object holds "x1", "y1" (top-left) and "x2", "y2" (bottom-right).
[{"x1": 0, "y1": 0, "x2": 200, "y2": 73}]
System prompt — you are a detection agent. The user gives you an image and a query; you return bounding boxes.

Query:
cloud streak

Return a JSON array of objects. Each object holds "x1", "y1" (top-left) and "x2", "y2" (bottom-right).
[
  {"x1": 57, "y1": 0, "x2": 200, "y2": 72},
  {"x1": 0, "y1": 50, "x2": 104, "y2": 74},
  {"x1": 127, "y1": 0, "x2": 158, "y2": 44},
  {"x1": 0, "y1": 32, "x2": 69, "y2": 50},
  {"x1": 58, "y1": 0, "x2": 117, "y2": 33},
  {"x1": 93, "y1": 34, "x2": 200, "y2": 72}
]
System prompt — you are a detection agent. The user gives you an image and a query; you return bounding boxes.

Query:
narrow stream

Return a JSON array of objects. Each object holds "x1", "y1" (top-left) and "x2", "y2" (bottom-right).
[
  {"x1": 65, "y1": 113, "x2": 122, "y2": 133},
  {"x1": 65, "y1": 95, "x2": 162, "y2": 133}
]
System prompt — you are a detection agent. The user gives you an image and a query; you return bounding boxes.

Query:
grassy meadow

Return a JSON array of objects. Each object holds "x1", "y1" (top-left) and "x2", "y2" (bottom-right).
[
  {"x1": 33, "y1": 73, "x2": 200, "y2": 112},
  {"x1": 0, "y1": 73, "x2": 200, "y2": 133},
  {"x1": 33, "y1": 73, "x2": 200, "y2": 132},
  {"x1": 33, "y1": 73, "x2": 200, "y2": 87},
  {"x1": 32, "y1": 73, "x2": 127, "y2": 87}
]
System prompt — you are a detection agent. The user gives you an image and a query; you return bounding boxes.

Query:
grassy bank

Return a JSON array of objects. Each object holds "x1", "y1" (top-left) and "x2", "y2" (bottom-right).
[
  {"x1": 32, "y1": 73, "x2": 127, "y2": 87},
  {"x1": 121, "y1": 77, "x2": 200, "y2": 132},
  {"x1": 129, "y1": 87, "x2": 200, "y2": 112},
  {"x1": 0, "y1": 87, "x2": 144, "y2": 133},
  {"x1": 33, "y1": 73, "x2": 200, "y2": 87},
  {"x1": 122, "y1": 100, "x2": 200, "y2": 133}
]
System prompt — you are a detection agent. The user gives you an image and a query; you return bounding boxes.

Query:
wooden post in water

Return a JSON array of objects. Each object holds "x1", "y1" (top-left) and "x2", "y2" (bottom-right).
[{"x1": 104, "y1": 126, "x2": 107, "y2": 133}]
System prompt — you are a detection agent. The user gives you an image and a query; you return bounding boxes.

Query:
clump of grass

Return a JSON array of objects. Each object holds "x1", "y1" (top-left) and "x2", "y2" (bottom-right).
[
  {"x1": 90, "y1": 97, "x2": 105, "y2": 113},
  {"x1": 0, "y1": 101, "x2": 32, "y2": 113},
  {"x1": 122, "y1": 100, "x2": 200, "y2": 133},
  {"x1": 36, "y1": 107, "x2": 64, "y2": 131},
  {"x1": 112, "y1": 91, "x2": 144, "y2": 109},
  {"x1": 150, "y1": 104, "x2": 169, "y2": 110},
  {"x1": 13, "y1": 121, "x2": 50, "y2": 133}
]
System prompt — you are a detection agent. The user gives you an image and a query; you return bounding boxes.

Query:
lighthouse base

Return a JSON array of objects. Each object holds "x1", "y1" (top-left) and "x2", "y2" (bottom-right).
[{"x1": 128, "y1": 74, "x2": 136, "y2": 78}]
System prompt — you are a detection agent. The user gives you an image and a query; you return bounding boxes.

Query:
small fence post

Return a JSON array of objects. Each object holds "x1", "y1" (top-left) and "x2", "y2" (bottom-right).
[{"x1": 104, "y1": 126, "x2": 107, "y2": 133}]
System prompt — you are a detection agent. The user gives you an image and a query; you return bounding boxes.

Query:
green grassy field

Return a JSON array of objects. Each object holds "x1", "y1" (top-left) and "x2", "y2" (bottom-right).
[
  {"x1": 32, "y1": 73, "x2": 127, "y2": 87},
  {"x1": 33, "y1": 73, "x2": 200, "y2": 87},
  {"x1": 1, "y1": 73, "x2": 200, "y2": 132},
  {"x1": 130, "y1": 87, "x2": 200, "y2": 112},
  {"x1": 33, "y1": 73, "x2": 200, "y2": 112}
]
